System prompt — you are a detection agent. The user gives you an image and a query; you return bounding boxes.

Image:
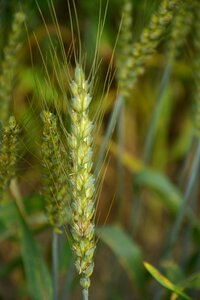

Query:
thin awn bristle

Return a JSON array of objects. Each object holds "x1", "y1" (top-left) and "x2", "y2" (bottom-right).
[
  {"x1": 68, "y1": 65, "x2": 96, "y2": 297},
  {"x1": 41, "y1": 110, "x2": 68, "y2": 233},
  {"x1": 0, "y1": 11, "x2": 25, "y2": 124},
  {"x1": 0, "y1": 116, "x2": 19, "y2": 200}
]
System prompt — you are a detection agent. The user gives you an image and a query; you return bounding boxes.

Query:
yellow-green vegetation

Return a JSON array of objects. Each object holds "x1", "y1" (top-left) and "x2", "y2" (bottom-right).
[
  {"x1": 41, "y1": 110, "x2": 67, "y2": 233},
  {"x1": 0, "y1": 11, "x2": 25, "y2": 123},
  {"x1": 119, "y1": 0, "x2": 181, "y2": 97},
  {"x1": 0, "y1": 116, "x2": 19, "y2": 198},
  {"x1": 193, "y1": 0, "x2": 200, "y2": 137},
  {"x1": 168, "y1": 0, "x2": 194, "y2": 60},
  {"x1": 0, "y1": 1, "x2": 200, "y2": 300},
  {"x1": 68, "y1": 65, "x2": 96, "y2": 298}
]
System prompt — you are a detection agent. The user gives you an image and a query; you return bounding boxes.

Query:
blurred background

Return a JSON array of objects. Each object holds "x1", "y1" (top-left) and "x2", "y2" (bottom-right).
[{"x1": 0, "y1": 0, "x2": 199, "y2": 299}]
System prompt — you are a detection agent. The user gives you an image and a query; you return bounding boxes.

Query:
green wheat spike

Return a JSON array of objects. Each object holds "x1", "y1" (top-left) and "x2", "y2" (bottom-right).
[
  {"x1": 41, "y1": 110, "x2": 68, "y2": 233},
  {"x1": 119, "y1": 0, "x2": 181, "y2": 98},
  {"x1": 0, "y1": 116, "x2": 19, "y2": 199},
  {"x1": 0, "y1": 11, "x2": 25, "y2": 123},
  {"x1": 68, "y1": 65, "x2": 96, "y2": 299}
]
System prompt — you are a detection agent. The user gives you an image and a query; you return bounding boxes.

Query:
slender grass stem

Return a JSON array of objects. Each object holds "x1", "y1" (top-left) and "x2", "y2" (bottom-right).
[
  {"x1": 129, "y1": 63, "x2": 172, "y2": 233},
  {"x1": 180, "y1": 157, "x2": 200, "y2": 268},
  {"x1": 129, "y1": 185, "x2": 140, "y2": 235},
  {"x1": 95, "y1": 95, "x2": 124, "y2": 176},
  {"x1": 178, "y1": 135, "x2": 194, "y2": 187},
  {"x1": 144, "y1": 62, "x2": 172, "y2": 164},
  {"x1": 61, "y1": 260, "x2": 75, "y2": 300},
  {"x1": 165, "y1": 139, "x2": 200, "y2": 256},
  {"x1": 82, "y1": 289, "x2": 89, "y2": 300},
  {"x1": 117, "y1": 97, "x2": 125, "y2": 221},
  {"x1": 52, "y1": 231, "x2": 59, "y2": 300}
]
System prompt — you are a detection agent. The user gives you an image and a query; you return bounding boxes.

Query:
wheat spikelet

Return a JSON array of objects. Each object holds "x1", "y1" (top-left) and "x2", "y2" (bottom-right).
[
  {"x1": 119, "y1": 0, "x2": 181, "y2": 97},
  {"x1": 41, "y1": 110, "x2": 68, "y2": 233},
  {"x1": 0, "y1": 116, "x2": 19, "y2": 200},
  {"x1": 0, "y1": 11, "x2": 25, "y2": 123},
  {"x1": 168, "y1": 0, "x2": 194, "y2": 60},
  {"x1": 68, "y1": 65, "x2": 96, "y2": 298},
  {"x1": 117, "y1": 0, "x2": 133, "y2": 82}
]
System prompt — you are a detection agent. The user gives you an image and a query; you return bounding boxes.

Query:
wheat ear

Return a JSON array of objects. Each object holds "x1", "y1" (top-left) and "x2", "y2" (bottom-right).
[
  {"x1": 0, "y1": 116, "x2": 19, "y2": 200},
  {"x1": 117, "y1": 0, "x2": 133, "y2": 82},
  {"x1": 68, "y1": 65, "x2": 95, "y2": 299},
  {"x1": 119, "y1": 0, "x2": 180, "y2": 97},
  {"x1": 41, "y1": 111, "x2": 68, "y2": 233},
  {"x1": 168, "y1": 0, "x2": 194, "y2": 61},
  {"x1": 0, "y1": 11, "x2": 25, "y2": 123}
]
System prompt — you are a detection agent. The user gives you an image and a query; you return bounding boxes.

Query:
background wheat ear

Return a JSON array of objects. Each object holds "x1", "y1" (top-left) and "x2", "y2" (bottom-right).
[
  {"x1": 41, "y1": 110, "x2": 68, "y2": 233},
  {"x1": 168, "y1": 0, "x2": 194, "y2": 61},
  {"x1": 118, "y1": 0, "x2": 181, "y2": 98},
  {"x1": 0, "y1": 116, "x2": 19, "y2": 200},
  {"x1": 68, "y1": 64, "x2": 96, "y2": 300},
  {"x1": 0, "y1": 11, "x2": 25, "y2": 124}
]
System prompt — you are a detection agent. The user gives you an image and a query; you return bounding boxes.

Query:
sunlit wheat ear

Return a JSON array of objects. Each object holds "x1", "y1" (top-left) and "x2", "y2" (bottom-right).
[
  {"x1": 68, "y1": 65, "x2": 96, "y2": 299},
  {"x1": 41, "y1": 110, "x2": 68, "y2": 234},
  {"x1": 168, "y1": 0, "x2": 194, "y2": 61},
  {"x1": 119, "y1": 0, "x2": 180, "y2": 98},
  {"x1": 0, "y1": 116, "x2": 19, "y2": 200},
  {"x1": 0, "y1": 11, "x2": 25, "y2": 124},
  {"x1": 193, "y1": 1, "x2": 200, "y2": 137},
  {"x1": 117, "y1": 0, "x2": 133, "y2": 82}
]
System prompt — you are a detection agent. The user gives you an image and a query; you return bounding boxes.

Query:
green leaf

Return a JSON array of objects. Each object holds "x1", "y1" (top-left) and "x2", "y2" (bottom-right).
[
  {"x1": 144, "y1": 262, "x2": 191, "y2": 300},
  {"x1": 17, "y1": 207, "x2": 53, "y2": 300},
  {"x1": 180, "y1": 273, "x2": 200, "y2": 290},
  {"x1": 134, "y1": 169, "x2": 181, "y2": 213},
  {"x1": 97, "y1": 225, "x2": 147, "y2": 297}
]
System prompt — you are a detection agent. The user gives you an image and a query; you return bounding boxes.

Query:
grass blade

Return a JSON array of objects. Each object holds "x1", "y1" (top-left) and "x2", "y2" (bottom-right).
[
  {"x1": 144, "y1": 262, "x2": 191, "y2": 300},
  {"x1": 97, "y1": 225, "x2": 147, "y2": 298},
  {"x1": 17, "y1": 205, "x2": 53, "y2": 300}
]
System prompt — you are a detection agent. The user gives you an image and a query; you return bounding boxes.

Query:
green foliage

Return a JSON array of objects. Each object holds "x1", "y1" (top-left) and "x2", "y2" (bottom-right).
[
  {"x1": 0, "y1": 0, "x2": 200, "y2": 299},
  {"x1": 97, "y1": 225, "x2": 147, "y2": 298},
  {"x1": 17, "y1": 207, "x2": 53, "y2": 300},
  {"x1": 144, "y1": 262, "x2": 191, "y2": 299}
]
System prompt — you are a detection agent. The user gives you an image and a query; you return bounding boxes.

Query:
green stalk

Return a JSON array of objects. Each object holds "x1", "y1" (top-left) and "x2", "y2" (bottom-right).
[
  {"x1": 143, "y1": 63, "x2": 172, "y2": 163},
  {"x1": 116, "y1": 97, "x2": 125, "y2": 221},
  {"x1": 52, "y1": 231, "x2": 59, "y2": 300},
  {"x1": 95, "y1": 95, "x2": 124, "y2": 176},
  {"x1": 82, "y1": 289, "x2": 89, "y2": 300},
  {"x1": 165, "y1": 139, "x2": 200, "y2": 256}
]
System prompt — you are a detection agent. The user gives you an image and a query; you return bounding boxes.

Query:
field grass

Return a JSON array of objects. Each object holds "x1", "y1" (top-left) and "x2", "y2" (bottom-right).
[{"x1": 0, "y1": 0, "x2": 200, "y2": 299}]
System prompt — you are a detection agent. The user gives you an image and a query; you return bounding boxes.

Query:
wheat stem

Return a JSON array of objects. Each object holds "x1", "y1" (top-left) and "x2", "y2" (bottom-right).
[
  {"x1": 52, "y1": 231, "x2": 59, "y2": 300},
  {"x1": 82, "y1": 289, "x2": 89, "y2": 300}
]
